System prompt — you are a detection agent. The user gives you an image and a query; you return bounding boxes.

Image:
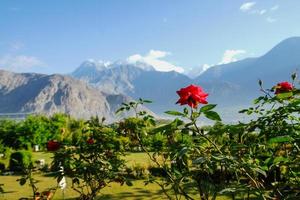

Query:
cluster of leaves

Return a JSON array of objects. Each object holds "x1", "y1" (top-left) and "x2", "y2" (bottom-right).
[{"x1": 52, "y1": 116, "x2": 128, "y2": 200}]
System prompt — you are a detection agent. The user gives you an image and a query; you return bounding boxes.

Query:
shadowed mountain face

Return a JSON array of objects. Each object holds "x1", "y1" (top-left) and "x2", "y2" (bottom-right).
[
  {"x1": 0, "y1": 70, "x2": 141, "y2": 121},
  {"x1": 196, "y1": 37, "x2": 300, "y2": 102},
  {"x1": 71, "y1": 61, "x2": 196, "y2": 112}
]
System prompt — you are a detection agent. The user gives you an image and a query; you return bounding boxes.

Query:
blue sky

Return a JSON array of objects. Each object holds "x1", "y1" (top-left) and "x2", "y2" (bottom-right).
[{"x1": 1, "y1": 0, "x2": 300, "y2": 74}]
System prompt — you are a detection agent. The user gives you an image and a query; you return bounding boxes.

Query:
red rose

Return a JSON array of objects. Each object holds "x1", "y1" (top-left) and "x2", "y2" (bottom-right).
[
  {"x1": 87, "y1": 138, "x2": 95, "y2": 144},
  {"x1": 176, "y1": 84, "x2": 208, "y2": 108},
  {"x1": 46, "y1": 140, "x2": 60, "y2": 151},
  {"x1": 275, "y1": 82, "x2": 293, "y2": 94}
]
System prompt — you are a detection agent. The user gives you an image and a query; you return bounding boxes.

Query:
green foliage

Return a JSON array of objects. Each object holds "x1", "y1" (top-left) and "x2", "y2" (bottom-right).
[
  {"x1": 9, "y1": 151, "x2": 32, "y2": 172},
  {"x1": 117, "y1": 78, "x2": 300, "y2": 200},
  {"x1": 52, "y1": 116, "x2": 127, "y2": 200}
]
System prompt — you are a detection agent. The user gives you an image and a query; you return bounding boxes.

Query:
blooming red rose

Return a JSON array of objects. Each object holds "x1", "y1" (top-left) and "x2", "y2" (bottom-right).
[
  {"x1": 87, "y1": 138, "x2": 95, "y2": 144},
  {"x1": 47, "y1": 140, "x2": 60, "y2": 151},
  {"x1": 275, "y1": 82, "x2": 293, "y2": 94},
  {"x1": 176, "y1": 84, "x2": 208, "y2": 108}
]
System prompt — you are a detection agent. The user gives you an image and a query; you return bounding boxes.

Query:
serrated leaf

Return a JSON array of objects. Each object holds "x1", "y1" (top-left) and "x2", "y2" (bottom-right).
[
  {"x1": 204, "y1": 111, "x2": 221, "y2": 121},
  {"x1": 165, "y1": 111, "x2": 185, "y2": 117},
  {"x1": 200, "y1": 104, "x2": 217, "y2": 113}
]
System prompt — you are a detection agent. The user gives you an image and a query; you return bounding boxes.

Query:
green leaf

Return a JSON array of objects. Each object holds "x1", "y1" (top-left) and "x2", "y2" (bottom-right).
[
  {"x1": 268, "y1": 136, "x2": 294, "y2": 144},
  {"x1": 191, "y1": 111, "x2": 200, "y2": 119},
  {"x1": 238, "y1": 109, "x2": 248, "y2": 113},
  {"x1": 72, "y1": 178, "x2": 80, "y2": 185},
  {"x1": 193, "y1": 157, "x2": 206, "y2": 164},
  {"x1": 200, "y1": 104, "x2": 217, "y2": 113},
  {"x1": 115, "y1": 107, "x2": 125, "y2": 114},
  {"x1": 253, "y1": 168, "x2": 267, "y2": 177},
  {"x1": 273, "y1": 156, "x2": 289, "y2": 165},
  {"x1": 164, "y1": 111, "x2": 185, "y2": 117},
  {"x1": 290, "y1": 99, "x2": 300, "y2": 107},
  {"x1": 276, "y1": 92, "x2": 293, "y2": 99},
  {"x1": 183, "y1": 107, "x2": 189, "y2": 115},
  {"x1": 142, "y1": 99, "x2": 153, "y2": 103},
  {"x1": 125, "y1": 180, "x2": 133, "y2": 186},
  {"x1": 253, "y1": 96, "x2": 264, "y2": 104},
  {"x1": 18, "y1": 178, "x2": 27, "y2": 186},
  {"x1": 178, "y1": 147, "x2": 189, "y2": 158},
  {"x1": 219, "y1": 188, "x2": 237, "y2": 194},
  {"x1": 204, "y1": 111, "x2": 221, "y2": 121}
]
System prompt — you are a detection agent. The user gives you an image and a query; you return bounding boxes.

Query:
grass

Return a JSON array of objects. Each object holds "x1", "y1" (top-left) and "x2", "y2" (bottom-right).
[
  {"x1": 0, "y1": 175, "x2": 170, "y2": 200},
  {"x1": 0, "y1": 152, "x2": 232, "y2": 199},
  {"x1": 0, "y1": 175, "x2": 231, "y2": 200}
]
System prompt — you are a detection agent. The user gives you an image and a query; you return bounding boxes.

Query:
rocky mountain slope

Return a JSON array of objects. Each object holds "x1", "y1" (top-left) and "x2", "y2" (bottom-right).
[{"x1": 0, "y1": 70, "x2": 142, "y2": 121}]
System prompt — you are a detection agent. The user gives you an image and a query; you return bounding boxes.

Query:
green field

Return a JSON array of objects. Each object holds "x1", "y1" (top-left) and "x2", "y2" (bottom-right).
[{"x1": 0, "y1": 152, "x2": 230, "y2": 200}]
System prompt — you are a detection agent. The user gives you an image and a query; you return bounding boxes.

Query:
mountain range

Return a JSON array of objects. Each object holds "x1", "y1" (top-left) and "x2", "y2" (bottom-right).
[
  {"x1": 1, "y1": 37, "x2": 300, "y2": 122},
  {"x1": 71, "y1": 37, "x2": 300, "y2": 121},
  {"x1": 0, "y1": 70, "x2": 143, "y2": 121}
]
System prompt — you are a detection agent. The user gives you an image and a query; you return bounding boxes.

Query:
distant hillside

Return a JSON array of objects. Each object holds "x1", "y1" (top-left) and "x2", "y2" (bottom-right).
[
  {"x1": 0, "y1": 70, "x2": 147, "y2": 121},
  {"x1": 71, "y1": 61, "x2": 195, "y2": 112},
  {"x1": 196, "y1": 37, "x2": 300, "y2": 101}
]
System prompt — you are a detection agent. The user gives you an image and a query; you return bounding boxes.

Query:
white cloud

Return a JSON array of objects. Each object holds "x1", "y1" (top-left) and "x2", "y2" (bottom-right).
[
  {"x1": 219, "y1": 50, "x2": 247, "y2": 65},
  {"x1": 0, "y1": 55, "x2": 45, "y2": 72},
  {"x1": 127, "y1": 50, "x2": 184, "y2": 73},
  {"x1": 186, "y1": 50, "x2": 247, "y2": 78},
  {"x1": 250, "y1": 9, "x2": 266, "y2": 15},
  {"x1": 271, "y1": 5, "x2": 279, "y2": 11},
  {"x1": 240, "y1": 2, "x2": 256, "y2": 11},
  {"x1": 259, "y1": 9, "x2": 266, "y2": 15},
  {"x1": 266, "y1": 17, "x2": 276, "y2": 23}
]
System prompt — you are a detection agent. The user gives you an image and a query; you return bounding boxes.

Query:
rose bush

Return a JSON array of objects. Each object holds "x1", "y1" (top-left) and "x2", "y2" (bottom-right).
[
  {"x1": 52, "y1": 116, "x2": 128, "y2": 200},
  {"x1": 117, "y1": 78, "x2": 300, "y2": 200}
]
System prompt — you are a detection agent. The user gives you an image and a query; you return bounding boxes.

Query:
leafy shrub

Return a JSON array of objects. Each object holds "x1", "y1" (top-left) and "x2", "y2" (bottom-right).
[
  {"x1": 52, "y1": 116, "x2": 128, "y2": 200},
  {"x1": 9, "y1": 151, "x2": 32, "y2": 172}
]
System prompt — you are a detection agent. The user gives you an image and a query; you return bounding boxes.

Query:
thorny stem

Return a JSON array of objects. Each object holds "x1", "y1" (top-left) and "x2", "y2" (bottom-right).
[
  {"x1": 136, "y1": 133, "x2": 194, "y2": 200},
  {"x1": 190, "y1": 108, "x2": 223, "y2": 154}
]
